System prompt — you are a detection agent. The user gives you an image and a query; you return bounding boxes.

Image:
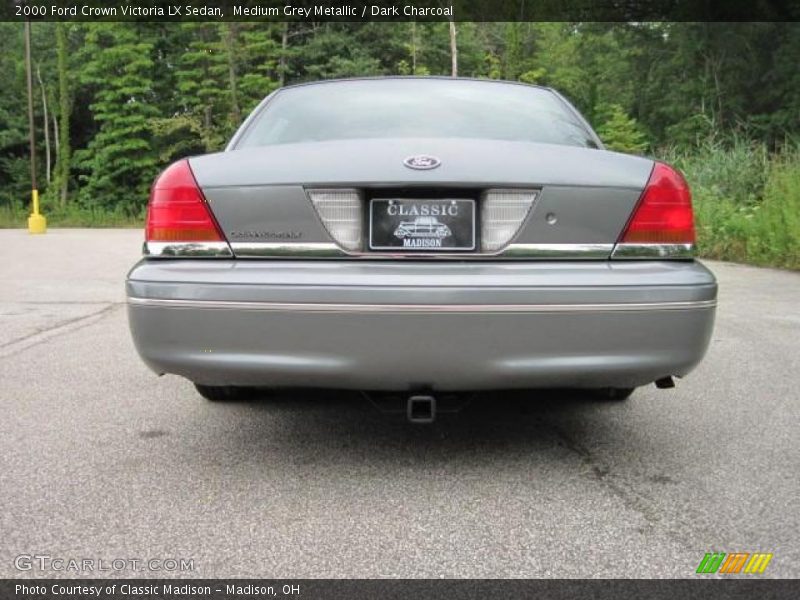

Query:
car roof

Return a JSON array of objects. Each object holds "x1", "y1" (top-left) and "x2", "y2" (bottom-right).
[{"x1": 277, "y1": 76, "x2": 553, "y2": 94}]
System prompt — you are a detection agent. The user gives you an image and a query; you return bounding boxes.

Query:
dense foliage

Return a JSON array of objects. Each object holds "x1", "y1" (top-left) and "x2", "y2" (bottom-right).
[{"x1": 0, "y1": 21, "x2": 798, "y2": 266}]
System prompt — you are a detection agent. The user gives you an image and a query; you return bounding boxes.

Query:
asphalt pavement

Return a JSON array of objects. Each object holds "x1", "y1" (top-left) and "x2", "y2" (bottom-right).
[{"x1": 1, "y1": 229, "x2": 798, "y2": 578}]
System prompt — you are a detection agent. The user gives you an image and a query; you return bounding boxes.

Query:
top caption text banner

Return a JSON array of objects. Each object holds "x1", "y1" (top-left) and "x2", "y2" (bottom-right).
[{"x1": 3, "y1": 0, "x2": 800, "y2": 22}]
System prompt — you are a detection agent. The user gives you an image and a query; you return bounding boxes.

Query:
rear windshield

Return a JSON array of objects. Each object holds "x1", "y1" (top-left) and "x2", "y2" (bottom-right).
[{"x1": 235, "y1": 79, "x2": 597, "y2": 149}]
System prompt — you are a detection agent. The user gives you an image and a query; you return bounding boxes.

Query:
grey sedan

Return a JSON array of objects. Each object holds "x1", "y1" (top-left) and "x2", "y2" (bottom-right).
[{"x1": 127, "y1": 77, "x2": 716, "y2": 414}]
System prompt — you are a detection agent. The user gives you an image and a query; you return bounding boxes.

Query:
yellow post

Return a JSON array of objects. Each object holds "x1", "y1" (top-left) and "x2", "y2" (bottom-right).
[
  {"x1": 28, "y1": 189, "x2": 47, "y2": 234},
  {"x1": 24, "y1": 21, "x2": 46, "y2": 234}
]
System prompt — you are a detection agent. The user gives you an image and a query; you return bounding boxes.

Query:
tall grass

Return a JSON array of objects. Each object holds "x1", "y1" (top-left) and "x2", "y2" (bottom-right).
[
  {"x1": 663, "y1": 138, "x2": 800, "y2": 270},
  {"x1": 0, "y1": 201, "x2": 143, "y2": 228}
]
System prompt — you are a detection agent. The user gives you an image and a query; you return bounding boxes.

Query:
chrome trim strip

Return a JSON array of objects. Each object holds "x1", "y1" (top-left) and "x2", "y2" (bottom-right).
[
  {"x1": 144, "y1": 241, "x2": 233, "y2": 258},
  {"x1": 231, "y1": 242, "x2": 343, "y2": 257},
  {"x1": 129, "y1": 297, "x2": 716, "y2": 313},
  {"x1": 611, "y1": 243, "x2": 695, "y2": 259},
  {"x1": 230, "y1": 242, "x2": 614, "y2": 259},
  {"x1": 503, "y1": 243, "x2": 613, "y2": 259},
  {"x1": 144, "y1": 241, "x2": 692, "y2": 261}
]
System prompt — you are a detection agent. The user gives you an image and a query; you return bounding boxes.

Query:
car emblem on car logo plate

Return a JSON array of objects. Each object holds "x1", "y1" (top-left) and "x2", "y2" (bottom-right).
[{"x1": 403, "y1": 155, "x2": 441, "y2": 170}]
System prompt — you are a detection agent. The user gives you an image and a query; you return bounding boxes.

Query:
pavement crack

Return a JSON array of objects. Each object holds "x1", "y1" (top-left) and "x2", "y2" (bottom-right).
[
  {"x1": 543, "y1": 420, "x2": 663, "y2": 526},
  {"x1": 544, "y1": 420, "x2": 720, "y2": 555},
  {"x1": 0, "y1": 303, "x2": 122, "y2": 359}
]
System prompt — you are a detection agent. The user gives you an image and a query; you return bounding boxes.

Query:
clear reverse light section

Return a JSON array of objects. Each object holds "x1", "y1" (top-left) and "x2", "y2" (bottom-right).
[
  {"x1": 481, "y1": 189, "x2": 538, "y2": 252},
  {"x1": 307, "y1": 189, "x2": 363, "y2": 252}
]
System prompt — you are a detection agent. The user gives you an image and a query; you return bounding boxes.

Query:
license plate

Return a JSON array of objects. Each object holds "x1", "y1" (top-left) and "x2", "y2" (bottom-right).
[{"x1": 369, "y1": 199, "x2": 476, "y2": 251}]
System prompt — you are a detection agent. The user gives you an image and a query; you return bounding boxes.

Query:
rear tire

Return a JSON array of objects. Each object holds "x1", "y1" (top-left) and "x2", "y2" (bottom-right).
[
  {"x1": 194, "y1": 383, "x2": 254, "y2": 402},
  {"x1": 594, "y1": 387, "x2": 635, "y2": 401}
]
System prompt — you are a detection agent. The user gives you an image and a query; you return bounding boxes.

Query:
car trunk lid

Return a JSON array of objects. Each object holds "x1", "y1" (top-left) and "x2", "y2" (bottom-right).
[{"x1": 188, "y1": 138, "x2": 655, "y2": 259}]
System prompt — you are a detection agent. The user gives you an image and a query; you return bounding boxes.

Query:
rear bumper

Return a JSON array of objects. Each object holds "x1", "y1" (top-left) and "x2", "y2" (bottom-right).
[{"x1": 126, "y1": 260, "x2": 717, "y2": 391}]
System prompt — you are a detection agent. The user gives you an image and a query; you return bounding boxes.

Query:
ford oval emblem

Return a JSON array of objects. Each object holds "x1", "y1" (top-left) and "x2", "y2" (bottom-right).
[{"x1": 403, "y1": 155, "x2": 441, "y2": 170}]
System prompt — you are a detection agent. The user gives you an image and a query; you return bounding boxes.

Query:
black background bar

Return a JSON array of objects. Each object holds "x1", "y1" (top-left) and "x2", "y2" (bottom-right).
[
  {"x1": 3, "y1": 0, "x2": 800, "y2": 22},
  {"x1": 3, "y1": 579, "x2": 800, "y2": 600}
]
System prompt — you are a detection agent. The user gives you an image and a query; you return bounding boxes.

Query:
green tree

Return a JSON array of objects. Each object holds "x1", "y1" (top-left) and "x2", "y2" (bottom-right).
[
  {"x1": 75, "y1": 24, "x2": 159, "y2": 212},
  {"x1": 295, "y1": 24, "x2": 384, "y2": 81},
  {"x1": 236, "y1": 23, "x2": 281, "y2": 113},
  {"x1": 596, "y1": 103, "x2": 649, "y2": 154},
  {"x1": 0, "y1": 23, "x2": 29, "y2": 209},
  {"x1": 166, "y1": 22, "x2": 231, "y2": 153}
]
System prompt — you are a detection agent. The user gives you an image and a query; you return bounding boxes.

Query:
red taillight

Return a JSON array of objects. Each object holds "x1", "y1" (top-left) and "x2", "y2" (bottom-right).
[
  {"x1": 145, "y1": 159, "x2": 224, "y2": 242},
  {"x1": 619, "y1": 162, "x2": 695, "y2": 244}
]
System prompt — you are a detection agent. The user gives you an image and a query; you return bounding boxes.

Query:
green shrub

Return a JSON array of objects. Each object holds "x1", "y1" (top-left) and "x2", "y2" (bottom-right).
[
  {"x1": 746, "y1": 154, "x2": 800, "y2": 268},
  {"x1": 665, "y1": 140, "x2": 800, "y2": 270}
]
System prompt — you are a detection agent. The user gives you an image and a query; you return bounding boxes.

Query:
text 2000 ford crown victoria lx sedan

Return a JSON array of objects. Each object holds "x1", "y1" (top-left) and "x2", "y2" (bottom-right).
[{"x1": 127, "y1": 78, "x2": 717, "y2": 414}]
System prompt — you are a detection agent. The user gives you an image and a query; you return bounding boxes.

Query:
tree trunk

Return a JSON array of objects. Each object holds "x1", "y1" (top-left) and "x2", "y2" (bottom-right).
[
  {"x1": 56, "y1": 22, "x2": 70, "y2": 207},
  {"x1": 279, "y1": 22, "x2": 289, "y2": 87},
  {"x1": 411, "y1": 22, "x2": 417, "y2": 74},
  {"x1": 36, "y1": 65, "x2": 51, "y2": 185},
  {"x1": 449, "y1": 20, "x2": 458, "y2": 77},
  {"x1": 52, "y1": 112, "x2": 59, "y2": 164},
  {"x1": 222, "y1": 23, "x2": 241, "y2": 124}
]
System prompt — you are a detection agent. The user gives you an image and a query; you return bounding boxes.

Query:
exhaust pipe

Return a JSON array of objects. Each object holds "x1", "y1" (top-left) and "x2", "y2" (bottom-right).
[
  {"x1": 407, "y1": 394, "x2": 436, "y2": 424},
  {"x1": 655, "y1": 376, "x2": 675, "y2": 389}
]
